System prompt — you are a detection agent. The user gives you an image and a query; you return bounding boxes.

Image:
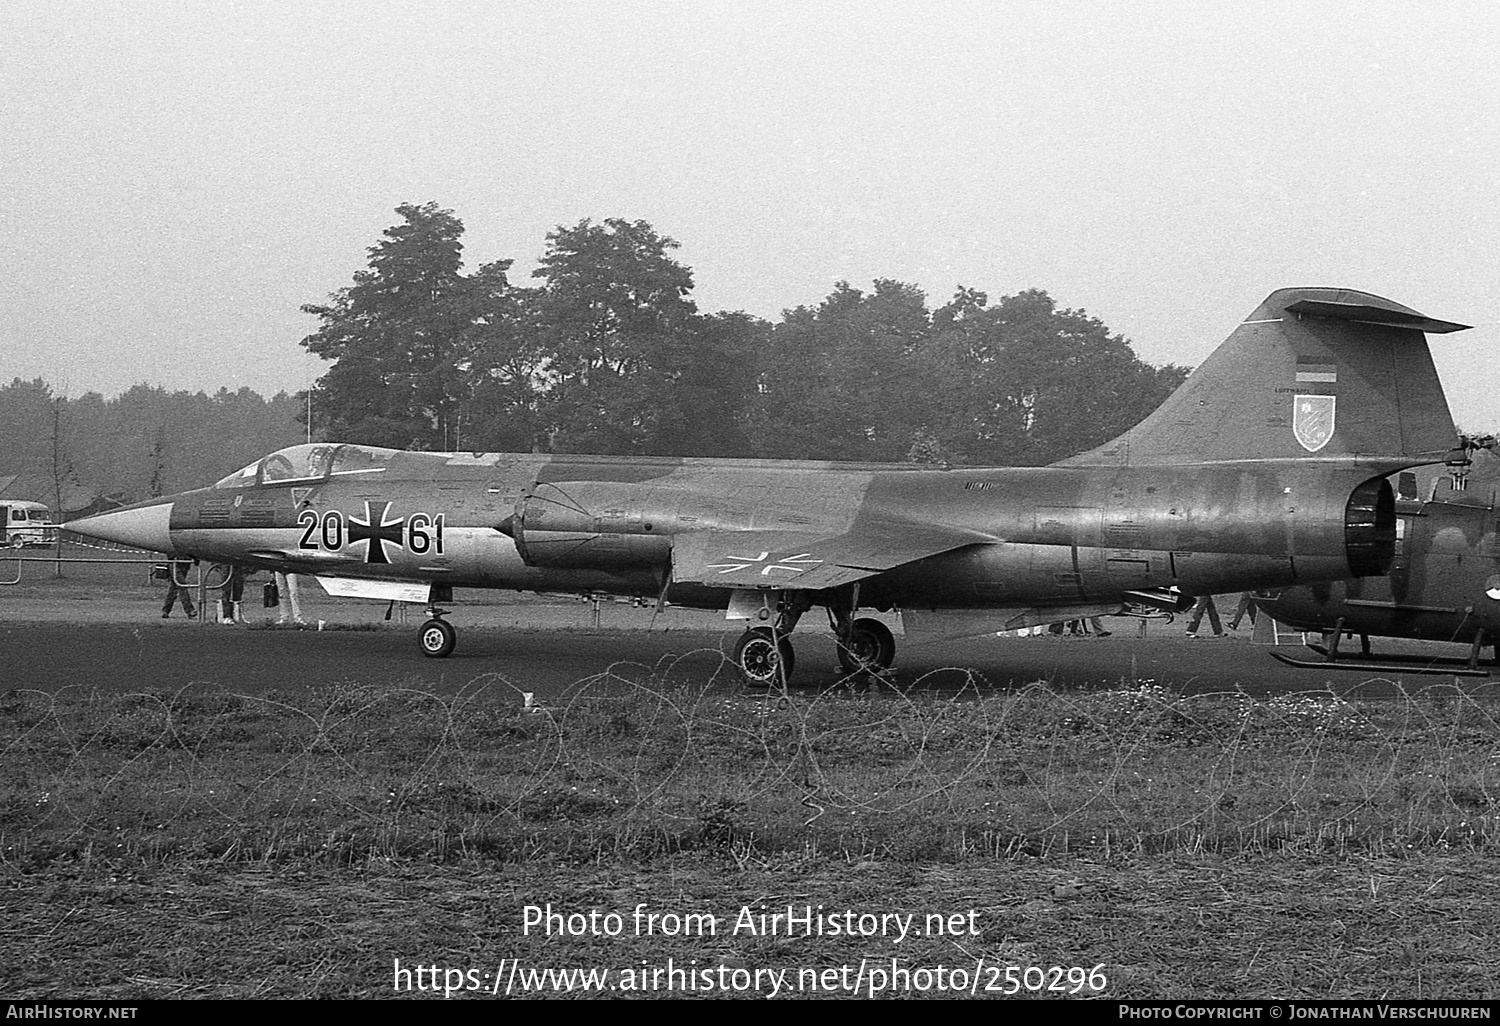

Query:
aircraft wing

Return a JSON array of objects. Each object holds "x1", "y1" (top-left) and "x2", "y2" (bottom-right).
[{"x1": 671, "y1": 521, "x2": 990, "y2": 590}]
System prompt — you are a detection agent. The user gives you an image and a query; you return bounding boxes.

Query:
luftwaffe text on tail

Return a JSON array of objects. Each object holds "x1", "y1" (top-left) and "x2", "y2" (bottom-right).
[
  {"x1": 65, "y1": 288, "x2": 1470, "y2": 685},
  {"x1": 1256, "y1": 443, "x2": 1500, "y2": 675}
]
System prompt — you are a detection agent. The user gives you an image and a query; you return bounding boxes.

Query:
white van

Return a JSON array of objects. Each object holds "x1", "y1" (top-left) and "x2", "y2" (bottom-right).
[{"x1": 1, "y1": 501, "x2": 56, "y2": 547}]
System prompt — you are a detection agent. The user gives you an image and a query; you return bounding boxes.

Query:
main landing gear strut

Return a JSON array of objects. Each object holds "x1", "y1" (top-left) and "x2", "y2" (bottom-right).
[{"x1": 732, "y1": 588, "x2": 897, "y2": 687}]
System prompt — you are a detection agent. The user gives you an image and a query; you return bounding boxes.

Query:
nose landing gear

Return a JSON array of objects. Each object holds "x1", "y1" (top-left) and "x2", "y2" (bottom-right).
[
  {"x1": 419, "y1": 613, "x2": 456, "y2": 658},
  {"x1": 417, "y1": 584, "x2": 458, "y2": 657}
]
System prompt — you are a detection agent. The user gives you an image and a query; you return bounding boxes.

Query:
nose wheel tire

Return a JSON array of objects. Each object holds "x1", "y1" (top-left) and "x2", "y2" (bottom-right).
[
  {"x1": 837, "y1": 617, "x2": 896, "y2": 675},
  {"x1": 735, "y1": 626, "x2": 795, "y2": 687},
  {"x1": 419, "y1": 618, "x2": 456, "y2": 658}
]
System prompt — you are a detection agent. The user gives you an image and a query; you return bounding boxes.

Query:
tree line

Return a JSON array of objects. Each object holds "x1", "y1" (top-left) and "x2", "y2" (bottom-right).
[
  {"x1": 303, "y1": 203, "x2": 1188, "y2": 466},
  {"x1": 1, "y1": 202, "x2": 1188, "y2": 510},
  {"x1": 0, "y1": 380, "x2": 303, "y2": 511}
]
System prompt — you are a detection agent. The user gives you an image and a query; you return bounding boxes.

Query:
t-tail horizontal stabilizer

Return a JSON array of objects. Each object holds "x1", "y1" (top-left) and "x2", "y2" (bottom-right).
[{"x1": 1059, "y1": 288, "x2": 1468, "y2": 467}]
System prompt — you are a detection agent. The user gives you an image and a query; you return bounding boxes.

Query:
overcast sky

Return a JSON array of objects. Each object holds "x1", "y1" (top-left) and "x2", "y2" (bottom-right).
[{"x1": 3, "y1": 0, "x2": 1496, "y2": 431}]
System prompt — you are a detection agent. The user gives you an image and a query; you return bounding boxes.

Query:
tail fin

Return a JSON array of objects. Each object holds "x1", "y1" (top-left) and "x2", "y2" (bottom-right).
[{"x1": 1059, "y1": 288, "x2": 1467, "y2": 466}]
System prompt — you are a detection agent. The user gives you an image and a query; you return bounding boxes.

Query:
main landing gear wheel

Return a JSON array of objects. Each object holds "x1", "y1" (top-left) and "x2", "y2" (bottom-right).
[
  {"x1": 837, "y1": 617, "x2": 896, "y2": 675},
  {"x1": 735, "y1": 626, "x2": 795, "y2": 687},
  {"x1": 419, "y1": 618, "x2": 456, "y2": 658}
]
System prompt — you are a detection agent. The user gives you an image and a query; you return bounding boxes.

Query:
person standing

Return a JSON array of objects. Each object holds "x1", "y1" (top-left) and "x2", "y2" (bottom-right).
[
  {"x1": 160, "y1": 559, "x2": 196, "y2": 619},
  {"x1": 218, "y1": 565, "x2": 247, "y2": 624},
  {"x1": 1185, "y1": 594, "x2": 1224, "y2": 638},
  {"x1": 274, "y1": 571, "x2": 307, "y2": 626},
  {"x1": 1228, "y1": 592, "x2": 1259, "y2": 632}
]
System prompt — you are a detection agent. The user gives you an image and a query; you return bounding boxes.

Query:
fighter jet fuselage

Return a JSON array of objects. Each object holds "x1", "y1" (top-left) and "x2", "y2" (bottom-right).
[{"x1": 119, "y1": 450, "x2": 1396, "y2": 610}]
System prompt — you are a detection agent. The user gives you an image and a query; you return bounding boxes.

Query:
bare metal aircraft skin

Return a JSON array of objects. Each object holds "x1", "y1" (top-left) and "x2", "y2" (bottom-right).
[
  {"x1": 1255, "y1": 447, "x2": 1500, "y2": 674},
  {"x1": 65, "y1": 287, "x2": 1471, "y2": 683}
]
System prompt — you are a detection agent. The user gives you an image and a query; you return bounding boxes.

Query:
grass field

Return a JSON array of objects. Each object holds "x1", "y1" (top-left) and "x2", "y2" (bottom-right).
[{"x1": 3, "y1": 674, "x2": 1498, "y2": 999}]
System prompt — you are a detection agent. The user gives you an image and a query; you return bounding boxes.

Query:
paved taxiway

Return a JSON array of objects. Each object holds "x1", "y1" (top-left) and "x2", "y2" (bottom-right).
[
  {"x1": 4, "y1": 550, "x2": 1495, "y2": 697},
  {"x1": 5, "y1": 617, "x2": 1496, "y2": 700}
]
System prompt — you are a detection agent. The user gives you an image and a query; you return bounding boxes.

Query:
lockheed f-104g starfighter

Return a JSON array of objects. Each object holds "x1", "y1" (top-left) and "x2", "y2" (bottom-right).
[{"x1": 65, "y1": 288, "x2": 1471, "y2": 685}]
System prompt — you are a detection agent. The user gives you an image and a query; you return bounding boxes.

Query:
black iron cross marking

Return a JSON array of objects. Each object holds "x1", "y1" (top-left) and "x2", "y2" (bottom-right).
[{"x1": 348, "y1": 501, "x2": 405, "y2": 564}]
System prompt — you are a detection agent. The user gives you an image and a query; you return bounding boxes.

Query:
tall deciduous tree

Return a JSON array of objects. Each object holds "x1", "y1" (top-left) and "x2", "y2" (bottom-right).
[
  {"x1": 532, "y1": 218, "x2": 698, "y2": 454},
  {"x1": 752, "y1": 280, "x2": 935, "y2": 462},
  {"x1": 923, "y1": 288, "x2": 1188, "y2": 465},
  {"x1": 752, "y1": 282, "x2": 1186, "y2": 465},
  {"x1": 462, "y1": 259, "x2": 547, "y2": 452},
  {"x1": 651, "y1": 311, "x2": 766, "y2": 458},
  {"x1": 301, "y1": 202, "x2": 477, "y2": 449}
]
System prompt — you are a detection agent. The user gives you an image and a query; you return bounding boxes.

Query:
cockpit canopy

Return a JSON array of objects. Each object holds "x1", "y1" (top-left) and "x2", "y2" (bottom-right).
[{"x1": 213, "y1": 443, "x2": 400, "y2": 489}]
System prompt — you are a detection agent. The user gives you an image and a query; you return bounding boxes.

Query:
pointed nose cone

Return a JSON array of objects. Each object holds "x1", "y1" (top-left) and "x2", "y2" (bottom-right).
[{"x1": 64, "y1": 501, "x2": 174, "y2": 552}]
